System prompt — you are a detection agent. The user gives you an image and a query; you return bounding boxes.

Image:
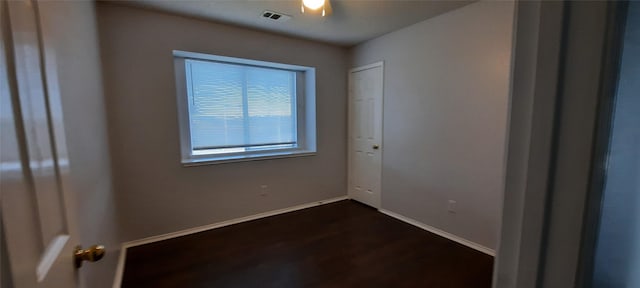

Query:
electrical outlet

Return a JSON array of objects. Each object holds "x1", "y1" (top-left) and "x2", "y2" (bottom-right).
[
  {"x1": 447, "y1": 200, "x2": 457, "y2": 214},
  {"x1": 260, "y1": 185, "x2": 269, "y2": 196}
]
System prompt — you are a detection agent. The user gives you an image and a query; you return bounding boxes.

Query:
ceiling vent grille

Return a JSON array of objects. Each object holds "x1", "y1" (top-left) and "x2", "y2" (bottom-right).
[{"x1": 261, "y1": 10, "x2": 291, "y2": 22}]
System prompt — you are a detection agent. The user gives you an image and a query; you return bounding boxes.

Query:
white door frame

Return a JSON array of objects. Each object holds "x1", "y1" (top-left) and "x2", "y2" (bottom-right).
[
  {"x1": 347, "y1": 61, "x2": 384, "y2": 209},
  {"x1": 493, "y1": 1, "x2": 627, "y2": 287}
]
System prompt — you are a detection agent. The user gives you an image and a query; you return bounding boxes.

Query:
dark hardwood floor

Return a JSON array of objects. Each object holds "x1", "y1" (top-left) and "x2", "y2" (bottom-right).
[{"x1": 122, "y1": 200, "x2": 494, "y2": 288}]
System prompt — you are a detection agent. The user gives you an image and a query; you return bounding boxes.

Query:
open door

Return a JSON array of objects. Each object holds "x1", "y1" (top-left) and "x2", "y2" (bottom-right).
[{"x1": 1, "y1": 1, "x2": 104, "y2": 287}]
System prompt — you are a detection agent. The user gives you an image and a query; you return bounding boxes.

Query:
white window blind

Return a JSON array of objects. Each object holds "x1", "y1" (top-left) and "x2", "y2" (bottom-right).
[
  {"x1": 185, "y1": 59, "x2": 297, "y2": 154},
  {"x1": 174, "y1": 50, "x2": 316, "y2": 165}
]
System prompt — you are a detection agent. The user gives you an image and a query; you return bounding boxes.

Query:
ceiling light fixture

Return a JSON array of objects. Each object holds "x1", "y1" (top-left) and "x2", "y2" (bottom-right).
[{"x1": 301, "y1": 0, "x2": 331, "y2": 17}]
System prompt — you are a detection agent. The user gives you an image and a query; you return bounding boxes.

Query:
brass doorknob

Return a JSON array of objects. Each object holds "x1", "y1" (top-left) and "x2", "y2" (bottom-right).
[
  {"x1": 373, "y1": 145, "x2": 380, "y2": 150},
  {"x1": 74, "y1": 245, "x2": 105, "y2": 268}
]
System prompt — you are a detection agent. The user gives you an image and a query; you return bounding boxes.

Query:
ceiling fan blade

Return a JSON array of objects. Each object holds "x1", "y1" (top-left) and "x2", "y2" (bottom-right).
[{"x1": 324, "y1": 0, "x2": 332, "y2": 16}]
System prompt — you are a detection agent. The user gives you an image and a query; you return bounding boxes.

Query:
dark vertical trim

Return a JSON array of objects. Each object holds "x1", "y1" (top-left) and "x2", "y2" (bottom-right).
[
  {"x1": 575, "y1": 2, "x2": 630, "y2": 287},
  {"x1": 494, "y1": 2, "x2": 567, "y2": 286},
  {"x1": 0, "y1": 221, "x2": 14, "y2": 288},
  {"x1": 535, "y1": 1, "x2": 573, "y2": 285},
  {"x1": 534, "y1": 1, "x2": 630, "y2": 286}
]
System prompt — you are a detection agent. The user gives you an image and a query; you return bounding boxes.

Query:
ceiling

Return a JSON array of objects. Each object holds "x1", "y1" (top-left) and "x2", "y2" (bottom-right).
[{"x1": 114, "y1": 0, "x2": 474, "y2": 47}]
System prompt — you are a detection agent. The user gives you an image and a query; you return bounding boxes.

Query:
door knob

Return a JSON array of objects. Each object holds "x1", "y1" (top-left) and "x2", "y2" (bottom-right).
[
  {"x1": 74, "y1": 245, "x2": 105, "y2": 268},
  {"x1": 372, "y1": 145, "x2": 380, "y2": 150}
]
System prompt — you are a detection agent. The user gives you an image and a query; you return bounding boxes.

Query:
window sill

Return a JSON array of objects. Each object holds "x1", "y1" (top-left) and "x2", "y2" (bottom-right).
[{"x1": 181, "y1": 150, "x2": 316, "y2": 167}]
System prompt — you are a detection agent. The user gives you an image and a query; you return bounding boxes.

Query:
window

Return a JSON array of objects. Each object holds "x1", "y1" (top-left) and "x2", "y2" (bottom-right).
[{"x1": 174, "y1": 51, "x2": 316, "y2": 165}]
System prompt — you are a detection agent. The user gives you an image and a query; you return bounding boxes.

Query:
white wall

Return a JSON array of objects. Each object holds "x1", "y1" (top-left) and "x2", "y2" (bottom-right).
[
  {"x1": 37, "y1": 2, "x2": 121, "y2": 288},
  {"x1": 96, "y1": 4, "x2": 349, "y2": 242},
  {"x1": 350, "y1": 1, "x2": 514, "y2": 250}
]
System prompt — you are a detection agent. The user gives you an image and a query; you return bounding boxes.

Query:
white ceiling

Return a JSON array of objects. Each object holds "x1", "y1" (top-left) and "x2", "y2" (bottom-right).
[{"x1": 114, "y1": 0, "x2": 474, "y2": 46}]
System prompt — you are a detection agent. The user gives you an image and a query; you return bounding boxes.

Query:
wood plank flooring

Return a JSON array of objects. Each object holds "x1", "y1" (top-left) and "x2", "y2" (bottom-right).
[{"x1": 122, "y1": 200, "x2": 493, "y2": 287}]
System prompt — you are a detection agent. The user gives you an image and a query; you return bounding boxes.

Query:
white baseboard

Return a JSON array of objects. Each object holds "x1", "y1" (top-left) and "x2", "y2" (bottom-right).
[
  {"x1": 112, "y1": 196, "x2": 348, "y2": 288},
  {"x1": 378, "y1": 209, "x2": 496, "y2": 256}
]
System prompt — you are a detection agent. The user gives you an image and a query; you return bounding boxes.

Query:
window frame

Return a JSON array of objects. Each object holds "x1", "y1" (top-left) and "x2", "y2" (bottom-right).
[{"x1": 173, "y1": 50, "x2": 317, "y2": 166}]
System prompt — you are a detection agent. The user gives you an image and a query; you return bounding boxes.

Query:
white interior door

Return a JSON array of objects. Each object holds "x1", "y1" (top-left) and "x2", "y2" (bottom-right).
[
  {"x1": 348, "y1": 62, "x2": 384, "y2": 208},
  {"x1": 1, "y1": 0, "x2": 79, "y2": 287}
]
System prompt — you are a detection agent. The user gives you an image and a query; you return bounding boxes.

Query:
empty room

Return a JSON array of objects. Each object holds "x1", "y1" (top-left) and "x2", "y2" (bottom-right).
[{"x1": 2, "y1": 0, "x2": 635, "y2": 288}]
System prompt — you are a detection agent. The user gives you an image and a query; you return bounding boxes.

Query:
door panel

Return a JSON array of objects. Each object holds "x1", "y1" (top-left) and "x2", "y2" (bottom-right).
[
  {"x1": 348, "y1": 63, "x2": 383, "y2": 208},
  {"x1": 7, "y1": 0, "x2": 67, "y2": 247},
  {"x1": 1, "y1": 0, "x2": 78, "y2": 287}
]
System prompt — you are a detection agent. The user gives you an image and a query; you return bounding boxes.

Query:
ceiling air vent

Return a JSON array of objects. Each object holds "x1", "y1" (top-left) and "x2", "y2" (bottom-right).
[{"x1": 261, "y1": 10, "x2": 291, "y2": 22}]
